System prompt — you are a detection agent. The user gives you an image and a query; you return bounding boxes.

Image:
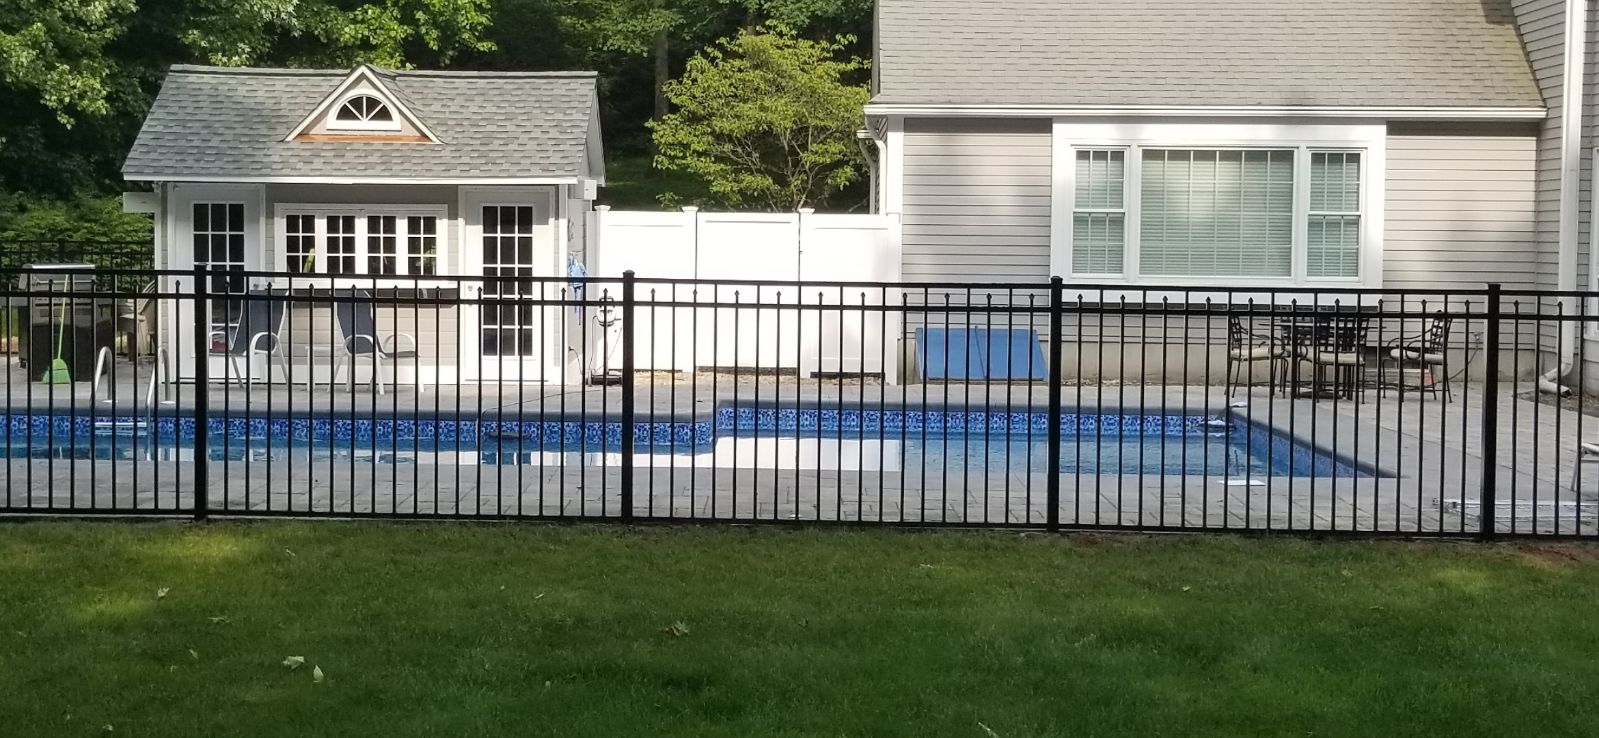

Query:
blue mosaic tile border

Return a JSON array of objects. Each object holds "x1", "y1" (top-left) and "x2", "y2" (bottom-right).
[
  {"x1": 713, "y1": 408, "x2": 1216, "y2": 436},
  {"x1": 1, "y1": 415, "x2": 715, "y2": 449},
  {"x1": 3, "y1": 409, "x2": 1217, "y2": 445}
]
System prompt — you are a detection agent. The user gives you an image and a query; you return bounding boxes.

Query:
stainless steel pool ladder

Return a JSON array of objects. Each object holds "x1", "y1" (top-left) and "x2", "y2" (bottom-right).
[{"x1": 88, "y1": 346, "x2": 174, "y2": 409}]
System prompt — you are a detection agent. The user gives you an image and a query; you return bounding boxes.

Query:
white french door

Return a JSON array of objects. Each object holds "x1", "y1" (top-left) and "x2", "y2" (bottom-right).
[
  {"x1": 460, "y1": 189, "x2": 559, "y2": 382},
  {"x1": 166, "y1": 185, "x2": 263, "y2": 380}
]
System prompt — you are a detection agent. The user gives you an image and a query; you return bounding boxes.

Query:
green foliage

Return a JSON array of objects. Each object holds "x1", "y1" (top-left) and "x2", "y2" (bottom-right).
[
  {"x1": 178, "y1": 0, "x2": 496, "y2": 68},
  {"x1": 598, "y1": 154, "x2": 710, "y2": 210},
  {"x1": 650, "y1": 27, "x2": 869, "y2": 211},
  {"x1": 0, "y1": 193, "x2": 152, "y2": 242},
  {"x1": 0, "y1": 0, "x2": 139, "y2": 124},
  {"x1": 0, "y1": 0, "x2": 875, "y2": 215}
]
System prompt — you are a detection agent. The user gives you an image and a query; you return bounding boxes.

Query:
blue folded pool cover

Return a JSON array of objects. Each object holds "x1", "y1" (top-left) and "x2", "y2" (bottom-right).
[{"x1": 915, "y1": 328, "x2": 1047, "y2": 380}]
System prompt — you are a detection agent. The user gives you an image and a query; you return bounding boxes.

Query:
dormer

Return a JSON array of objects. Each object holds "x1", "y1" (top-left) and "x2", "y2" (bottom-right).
[{"x1": 284, "y1": 65, "x2": 440, "y2": 144}]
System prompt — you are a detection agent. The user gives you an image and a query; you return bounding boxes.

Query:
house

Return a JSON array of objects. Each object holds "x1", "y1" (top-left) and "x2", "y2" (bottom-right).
[
  {"x1": 122, "y1": 64, "x2": 605, "y2": 385},
  {"x1": 862, "y1": 0, "x2": 1599, "y2": 386}
]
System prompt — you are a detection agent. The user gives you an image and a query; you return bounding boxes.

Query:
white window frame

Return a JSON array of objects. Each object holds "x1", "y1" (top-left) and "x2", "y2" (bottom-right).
[
  {"x1": 1050, "y1": 120, "x2": 1386, "y2": 298},
  {"x1": 1306, "y1": 150, "x2": 1366, "y2": 280},
  {"x1": 273, "y1": 203, "x2": 449, "y2": 286},
  {"x1": 326, "y1": 93, "x2": 403, "y2": 132},
  {"x1": 1068, "y1": 148, "x2": 1128, "y2": 276}
]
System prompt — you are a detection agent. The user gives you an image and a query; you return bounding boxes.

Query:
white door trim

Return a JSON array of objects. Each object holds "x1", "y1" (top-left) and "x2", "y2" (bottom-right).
[
  {"x1": 458, "y1": 186, "x2": 560, "y2": 382},
  {"x1": 166, "y1": 184, "x2": 266, "y2": 380}
]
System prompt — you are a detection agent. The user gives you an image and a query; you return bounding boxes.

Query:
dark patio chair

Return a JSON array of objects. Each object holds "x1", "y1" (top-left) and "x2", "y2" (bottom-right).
[
  {"x1": 1298, "y1": 316, "x2": 1370, "y2": 401},
  {"x1": 1382, "y1": 313, "x2": 1453, "y2": 401},
  {"x1": 210, "y1": 289, "x2": 290, "y2": 395},
  {"x1": 1225, "y1": 315, "x2": 1287, "y2": 397},
  {"x1": 331, "y1": 288, "x2": 422, "y2": 395}
]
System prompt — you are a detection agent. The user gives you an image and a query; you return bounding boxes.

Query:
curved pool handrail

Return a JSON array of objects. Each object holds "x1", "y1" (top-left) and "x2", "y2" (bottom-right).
[{"x1": 90, "y1": 346, "x2": 114, "y2": 404}]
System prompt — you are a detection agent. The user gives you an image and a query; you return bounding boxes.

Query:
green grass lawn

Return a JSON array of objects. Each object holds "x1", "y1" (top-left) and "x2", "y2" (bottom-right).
[{"x1": 3, "y1": 524, "x2": 1598, "y2": 737}]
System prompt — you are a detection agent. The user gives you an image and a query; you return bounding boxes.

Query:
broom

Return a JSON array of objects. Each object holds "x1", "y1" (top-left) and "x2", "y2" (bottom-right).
[{"x1": 40, "y1": 275, "x2": 72, "y2": 384}]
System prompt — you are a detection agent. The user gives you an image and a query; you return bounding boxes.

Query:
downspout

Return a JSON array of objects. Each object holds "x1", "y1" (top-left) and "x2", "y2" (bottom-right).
[{"x1": 1542, "y1": 0, "x2": 1587, "y2": 396}]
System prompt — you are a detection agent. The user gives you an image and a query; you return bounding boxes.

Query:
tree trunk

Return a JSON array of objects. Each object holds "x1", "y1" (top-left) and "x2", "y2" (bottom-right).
[{"x1": 652, "y1": 0, "x2": 670, "y2": 121}]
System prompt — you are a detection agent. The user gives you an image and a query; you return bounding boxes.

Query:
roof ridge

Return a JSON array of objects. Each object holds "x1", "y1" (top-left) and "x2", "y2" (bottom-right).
[{"x1": 167, "y1": 64, "x2": 598, "y2": 79}]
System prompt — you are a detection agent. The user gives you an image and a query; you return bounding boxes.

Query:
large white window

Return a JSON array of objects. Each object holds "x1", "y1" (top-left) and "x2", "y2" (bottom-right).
[
  {"x1": 1063, "y1": 138, "x2": 1371, "y2": 286},
  {"x1": 276, "y1": 205, "x2": 446, "y2": 281}
]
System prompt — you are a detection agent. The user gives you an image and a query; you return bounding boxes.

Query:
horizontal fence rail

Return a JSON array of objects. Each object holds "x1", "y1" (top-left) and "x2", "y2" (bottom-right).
[{"x1": 0, "y1": 266, "x2": 1594, "y2": 538}]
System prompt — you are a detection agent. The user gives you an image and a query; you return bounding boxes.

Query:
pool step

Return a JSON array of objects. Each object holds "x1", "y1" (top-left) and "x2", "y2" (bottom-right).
[{"x1": 92, "y1": 419, "x2": 150, "y2": 436}]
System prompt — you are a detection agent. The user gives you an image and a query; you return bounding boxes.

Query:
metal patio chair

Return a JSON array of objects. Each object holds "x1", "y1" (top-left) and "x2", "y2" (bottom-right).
[
  {"x1": 1296, "y1": 316, "x2": 1371, "y2": 401},
  {"x1": 1225, "y1": 315, "x2": 1288, "y2": 397},
  {"x1": 331, "y1": 288, "x2": 423, "y2": 395},
  {"x1": 210, "y1": 289, "x2": 290, "y2": 394},
  {"x1": 1382, "y1": 313, "x2": 1453, "y2": 401}
]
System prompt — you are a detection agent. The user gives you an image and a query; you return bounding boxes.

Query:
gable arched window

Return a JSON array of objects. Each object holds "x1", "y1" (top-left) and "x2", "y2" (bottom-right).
[{"x1": 328, "y1": 94, "x2": 400, "y2": 131}]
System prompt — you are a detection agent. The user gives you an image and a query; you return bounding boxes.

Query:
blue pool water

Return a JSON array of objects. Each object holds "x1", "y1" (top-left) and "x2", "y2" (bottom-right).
[{"x1": 0, "y1": 417, "x2": 1369, "y2": 478}]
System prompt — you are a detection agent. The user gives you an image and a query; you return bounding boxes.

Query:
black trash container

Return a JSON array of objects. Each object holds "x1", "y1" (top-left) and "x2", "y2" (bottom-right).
[{"x1": 18, "y1": 267, "x2": 115, "y2": 382}]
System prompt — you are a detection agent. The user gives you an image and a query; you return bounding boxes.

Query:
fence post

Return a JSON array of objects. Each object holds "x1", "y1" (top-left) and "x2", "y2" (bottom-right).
[
  {"x1": 1046, "y1": 276, "x2": 1065, "y2": 532},
  {"x1": 1478, "y1": 283, "x2": 1502, "y2": 540},
  {"x1": 620, "y1": 270, "x2": 636, "y2": 522},
  {"x1": 192, "y1": 264, "x2": 210, "y2": 522}
]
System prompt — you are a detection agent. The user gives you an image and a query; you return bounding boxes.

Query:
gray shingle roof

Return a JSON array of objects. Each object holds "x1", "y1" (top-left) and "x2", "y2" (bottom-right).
[
  {"x1": 873, "y1": 0, "x2": 1543, "y2": 109},
  {"x1": 124, "y1": 65, "x2": 600, "y2": 181}
]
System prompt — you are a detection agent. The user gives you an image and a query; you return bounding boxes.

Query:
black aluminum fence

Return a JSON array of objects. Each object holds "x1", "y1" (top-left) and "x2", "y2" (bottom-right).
[
  {"x1": 0, "y1": 240, "x2": 154, "y2": 272},
  {"x1": 0, "y1": 266, "x2": 1596, "y2": 538}
]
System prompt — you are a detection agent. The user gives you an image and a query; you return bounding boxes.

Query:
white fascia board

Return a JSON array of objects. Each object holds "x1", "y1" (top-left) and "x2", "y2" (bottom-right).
[
  {"x1": 126, "y1": 175, "x2": 582, "y2": 186},
  {"x1": 862, "y1": 104, "x2": 1548, "y2": 121}
]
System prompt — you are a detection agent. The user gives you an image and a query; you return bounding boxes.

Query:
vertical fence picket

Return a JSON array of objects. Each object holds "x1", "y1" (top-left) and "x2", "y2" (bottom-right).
[
  {"x1": 1479, "y1": 283, "x2": 1502, "y2": 540},
  {"x1": 620, "y1": 270, "x2": 636, "y2": 522},
  {"x1": 1046, "y1": 276, "x2": 1064, "y2": 532},
  {"x1": 191, "y1": 265, "x2": 210, "y2": 521}
]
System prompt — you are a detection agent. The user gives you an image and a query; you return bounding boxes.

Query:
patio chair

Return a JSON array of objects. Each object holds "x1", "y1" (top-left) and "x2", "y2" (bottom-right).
[
  {"x1": 1225, "y1": 316, "x2": 1287, "y2": 397},
  {"x1": 210, "y1": 289, "x2": 290, "y2": 394},
  {"x1": 1382, "y1": 313, "x2": 1453, "y2": 401},
  {"x1": 1299, "y1": 316, "x2": 1370, "y2": 401},
  {"x1": 331, "y1": 288, "x2": 423, "y2": 395}
]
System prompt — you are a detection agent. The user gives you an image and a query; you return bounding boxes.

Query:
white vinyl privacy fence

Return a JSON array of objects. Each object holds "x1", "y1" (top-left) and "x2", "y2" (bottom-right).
[{"x1": 583, "y1": 207, "x2": 903, "y2": 382}]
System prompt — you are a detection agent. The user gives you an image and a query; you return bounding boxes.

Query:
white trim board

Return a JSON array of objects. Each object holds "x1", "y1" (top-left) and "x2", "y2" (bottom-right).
[
  {"x1": 863, "y1": 104, "x2": 1547, "y2": 121},
  {"x1": 127, "y1": 175, "x2": 584, "y2": 186}
]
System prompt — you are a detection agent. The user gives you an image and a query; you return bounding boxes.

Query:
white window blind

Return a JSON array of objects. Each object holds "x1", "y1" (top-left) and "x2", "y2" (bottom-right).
[
  {"x1": 1308, "y1": 151, "x2": 1361, "y2": 279},
  {"x1": 1139, "y1": 149, "x2": 1294, "y2": 278},
  {"x1": 1072, "y1": 149, "x2": 1126, "y2": 275}
]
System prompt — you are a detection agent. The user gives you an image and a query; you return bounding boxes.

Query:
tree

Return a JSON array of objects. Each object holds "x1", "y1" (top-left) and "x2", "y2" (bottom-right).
[
  {"x1": 0, "y1": 0, "x2": 139, "y2": 125},
  {"x1": 175, "y1": 0, "x2": 496, "y2": 69},
  {"x1": 649, "y1": 27, "x2": 868, "y2": 211}
]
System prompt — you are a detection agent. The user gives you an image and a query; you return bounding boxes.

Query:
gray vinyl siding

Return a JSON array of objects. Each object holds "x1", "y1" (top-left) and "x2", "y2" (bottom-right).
[
  {"x1": 900, "y1": 118, "x2": 1053, "y2": 282},
  {"x1": 285, "y1": 301, "x2": 461, "y2": 366},
  {"x1": 1383, "y1": 122, "x2": 1541, "y2": 290}
]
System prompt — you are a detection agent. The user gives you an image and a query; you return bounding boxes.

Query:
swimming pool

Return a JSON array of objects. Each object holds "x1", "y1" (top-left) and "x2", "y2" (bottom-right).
[{"x1": 0, "y1": 409, "x2": 1370, "y2": 478}]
